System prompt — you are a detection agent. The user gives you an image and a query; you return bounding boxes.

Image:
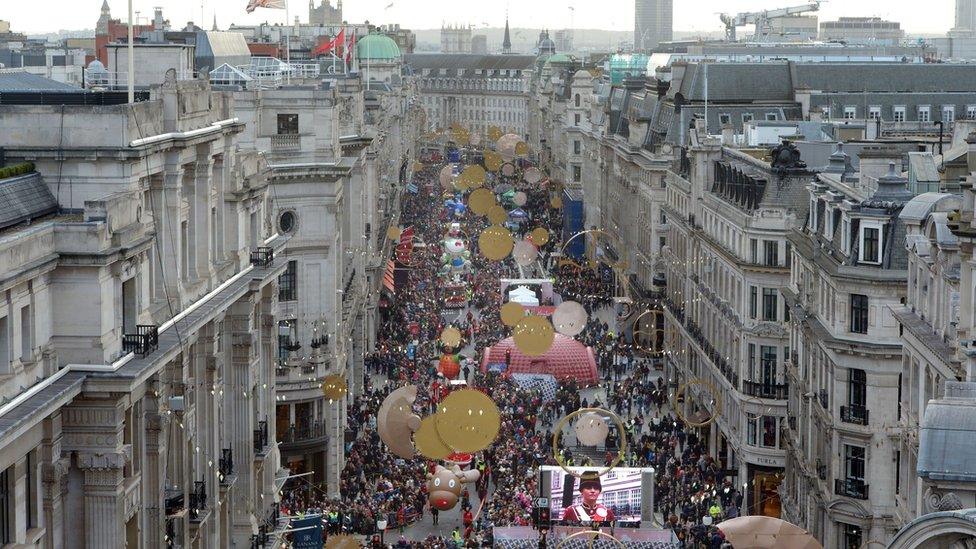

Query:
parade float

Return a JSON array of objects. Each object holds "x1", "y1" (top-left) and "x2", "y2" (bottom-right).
[{"x1": 440, "y1": 223, "x2": 471, "y2": 309}]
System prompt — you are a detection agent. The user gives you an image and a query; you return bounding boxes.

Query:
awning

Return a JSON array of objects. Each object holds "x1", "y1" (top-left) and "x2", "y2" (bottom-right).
[{"x1": 383, "y1": 260, "x2": 396, "y2": 294}]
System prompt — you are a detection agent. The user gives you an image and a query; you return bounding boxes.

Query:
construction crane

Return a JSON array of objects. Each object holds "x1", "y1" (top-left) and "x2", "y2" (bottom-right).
[{"x1": 720, "y1": 1, "x2": 821, "y2": 42}]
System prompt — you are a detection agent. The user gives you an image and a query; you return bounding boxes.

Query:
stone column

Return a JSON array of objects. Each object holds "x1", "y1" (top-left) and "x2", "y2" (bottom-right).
[
  {"x1": 143, "y1": 408, "x2": 167, "y2": 549},
  {"x1": 194, "y1": 146, "x2": 214, "y2": 279},
  {"x1": 76, "y1": 452, "x2": 127, "y2": 547},
  {"x1": 226, "y1": 298, "x2": 257, "y2": 546},
  {"x1": 40, "y1": 414, "x2": 67, "y2": 549}
]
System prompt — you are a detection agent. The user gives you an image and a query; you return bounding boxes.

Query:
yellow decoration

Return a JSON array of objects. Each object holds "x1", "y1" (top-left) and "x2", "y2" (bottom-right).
[
  {"x1": 487, "y1": 204, "x2": 509, "y2": 225},
  {"x1": 515, "y1": 141, "x2": 529, "y2": 156},
  {"x1": 387, "y1": 226, "x2": 403, "y2": 241},
  {"x1": 513, "y1": 315, "x2": 555, "y2": 357},
  {"x1": 322, "y1": 374, "x2": 348, "y2": 401},
  {"x1": 484, "y1": 151, "x2": 503, "y2": 172},
  {"x1": 551, "y1": 196, "x2": 563, "y2": 209},
  {"x1": 468, "y1": 188, "x2": 497, "y2": 216},
  {"x1": 530, "y1": 227, "x2": 550, "y2": 246},
  {"x1": 414, "y1": 416, "x2": 453, "y2": 460},
  {"x1": 440, "y1": 326, "x2": 462, "y2": 348},
  {"x1": 478, "y1": 225, "x2": 514, "y2": 261},
  {"x1": 461, "y1": 165, "x2": 486, "y2": 189},
  {"x1": 500, "y1": 301, "x2": 526, "y2": 327},
  {"x1": 435, "y1": 389, "x2": 501, "y2": 453}
]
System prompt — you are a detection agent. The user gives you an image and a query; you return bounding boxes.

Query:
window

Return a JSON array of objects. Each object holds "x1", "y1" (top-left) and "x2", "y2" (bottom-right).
[
  {"x1": 765, "y1": 112, "x2": 778, "y2": 121},
  {"x1": 761, "y1": 345, "x2": 777, "y2": 386},
  {"x1": 822, "y1": 106, "x2": 831, "y2": 120},
  {"x1": 572, "y1": 165, "x2": 581, "y2": 182},
  {"x1": 868, "y1": 106, "x2": 881, "y2": 120},
  {"x1": 762, "y1": 288, "x2": 778, "y2": 321},
  {"x1": 278, "y1": 211, "x2": 296, "y2": 233},
  {"x1": 719, "y1": 113, "x2": 731, "y2": 126},
  {"x1": 742, "y1": 113, "x2": 754, "y2": 123},
  {"x1": 574, "y1": 93, "x2": 580, "y2": 107},
  {"x1": 20, "y1": 305, "x2": 31, "y2": 362},
  {"x1": 860, "y1": 225, "x2": 881, "y2": 264},
  {"x1": 25, "y1": 451, "x2": 35, "y2": 530},
  {"x1": 122, "y1": 278, "x2": 137, "y2": 335},
  {"x1": 843, "y1": 106, "x2": 857, "y2": 120},
  {"x1": 762, "y1": 416, "x2": 778, "y2": 448},
  {"x1": 850, "y1": 294, "x2": 869, "y2": 334},
  {"x1": 276, "y1": 113, "x2": 299, "y2": 135},
  {"x1": 277, "y1": 319, "x2": 297, "y2": 362},
  {"x1": 573, "y1": 140, "x2": 581, "y2": 155},
  {"x1": 845, "y1": 444, "x2": 865, "y2": 481},
  {"x1": 278, "y1": 261, "x2": 298, "y2": 302},
  {"x1": 893, "y1": 106, "x2": 906, "y2": 122},
  {"x1": 943, "y1": 105, "x2": 955, "y2": 123},
  {"x1": 849, "y1": 369, "x2": 866, "y2": 407},
  {"x1": 918, "y1": 105, "x2": 931, "y2": 123},
  {"x1": 0, "y1": 316, "x2": 7, "y2": 373},
  {"x1": 746, "y1": 413, "x2": 758, "y2": 445},
  {"x1": 763, "y1": 240, "x2": 778, "y2": 266},
  {"x1": 748, "y1": 344, "x2": 756, "y2": 380},
  {"x1": 0, "y1": 467, "x2": 8, "y2": 543},
  {"x1": 842, "y1": 523, "x2": 863, "y2": 549},
  {"x1": 749, "y1": 286, "x2": 758, "y2": 319},
  {"x1": 574, "y1": 113, "x2": 581, "y2": 126},
  {"x1": 967, "y1": 105, "x2": 976, "y2": 120},
  {"x1": 750, "y1": 239, "x2": 758, "y2": 263}
]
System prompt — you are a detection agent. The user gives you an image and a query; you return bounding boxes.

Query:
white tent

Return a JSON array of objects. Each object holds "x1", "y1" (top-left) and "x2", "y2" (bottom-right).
[{"x1": 507, "y1": 285, "x2": 539, "y2": 307}]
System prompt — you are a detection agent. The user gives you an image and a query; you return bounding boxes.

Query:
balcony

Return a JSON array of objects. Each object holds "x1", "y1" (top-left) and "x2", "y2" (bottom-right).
[
  {"x1": 270, "y1": 133, "x2": 300, "y2": 151},
  {"x1": 817, "y1": 461, "x2": 827, "y2": 481},
  {"x1": 280, "y1": 421, "x2": 328, "y2": 445},
  {"x1": 840, "y1": 405, "x2": 869, "y2": 426},
  {"x1": 686, "y1": 320, "x2": 739, "y2": 388},
  {"x1": 188, "y1": 480, "x2": 207, "y2": 521},
  {"x1": 743, "y1": 381, "x2": 789, "y2": 400},
  {"x1": 218, "y1": 448, "x2": 234, "y2": 483},
  {"x1": 253, "y1": 420, "x2": 269, "y2": 454},
  {"x1": 250, "y1": 247, "x2": 274, "y2": 268},
  {"x1": 818, "y1": 389, "x2": 829, "y2": 410},
  {"x1": 834, "y1": 478, "x2": 869, "y2": 500},
  {"x1": 122, "y1": 325, "x2": 159, "y2": 357}
]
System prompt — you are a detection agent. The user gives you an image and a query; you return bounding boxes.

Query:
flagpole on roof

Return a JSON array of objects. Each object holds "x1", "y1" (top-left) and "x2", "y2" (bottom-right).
[
  {"x1": 285, "y1": 0, "x2": 291, "y2": 84},
  {"x1": 127, "y1": 0, "x2": 134, "y2": 103}
]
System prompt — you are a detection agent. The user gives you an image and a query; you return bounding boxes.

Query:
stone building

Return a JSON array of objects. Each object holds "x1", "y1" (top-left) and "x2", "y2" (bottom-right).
[
  {"x1": 308, "y1": 0, "x2": 343, "y2": 27},
  {"x1": 404, "y1": 54, "x2": 535, "y2": 137},
  {"x1": 0, "y1": 76, "x2": 285, "y2": 547},
  {"x1": 440, "y1": 25, "x2": 473, "y2": 54}
]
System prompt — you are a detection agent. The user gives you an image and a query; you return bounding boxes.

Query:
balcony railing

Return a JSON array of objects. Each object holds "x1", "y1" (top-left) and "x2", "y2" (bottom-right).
[
  {"x1": 280, "y1": 421, "x2": 328, "y2": 444},
  {"x1": 840, "y1": 405, "x2": 869, "y2": 426},
  {"x1": 188, "y1": 480, "x2": 207, "y2": 521},
  {"x1": 686, "y1": 319, "x2": 739, "y2": 388},
  {"x1": 122, "y1": 324, "x2": 159, "y2": 357},
  {"x1": 818, "y1": 389, "x2": 829, "y2": 410},
  {"x1": 743, "y1": 380, "x2": 789, "y2": 400},
  {"x1": 250, "y1": 247, "x2": 274, "y2": 267},
  {"x1": 834, "y1": 478, "x2": 869, "y2": 500},
  {"x1": 218, "y1": 448, "x2": 234, "y2": 481},
  {"x1": 270, "y1": 133, "x2": 300, "y2": 151},
  {"x1": 253, "y1": 420, "x2": 269, "y2": 453}
]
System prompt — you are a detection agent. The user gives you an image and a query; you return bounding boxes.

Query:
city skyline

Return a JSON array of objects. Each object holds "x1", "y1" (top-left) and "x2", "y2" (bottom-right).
[{"x1": 7, "y1": 0, "x2": 958, "y2": 35}]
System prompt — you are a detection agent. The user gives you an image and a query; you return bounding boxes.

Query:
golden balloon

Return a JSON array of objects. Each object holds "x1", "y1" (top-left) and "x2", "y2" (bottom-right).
[
  {"x1": 322, "y1": 374, "x2": 348, "y2": 401},
  {"x1": 551, "y1": 196, "x2": 563, "y2": 209},
  {"x1": 484, "y1": 151, "x2": 503, "y2": 172},
  {"x1": 500, "y1": 301, "x2": 526, "y2": 327},
  {"x1": 488, "y1": 126, "x2": 503, "y2": 142},
  {"x1": 515, "y1": 141, "x2": 529, "y2": 156},
  {"x1": 513, "y1": 315, "x2": 555, "y2": 357},
  {"x1": 478, "y1": 225, "x2": 514, "y2": 261},
  {"x1": 468, "y1": 188, "x2": 496, "y2": 216},
  {"x1": 530, "y1": 227, "x2": 550, "y2": 246},
  {"x1": 387, "y1": 226, "x2": 403, "y2": 241},
  {"x1": 435, "y1": 389, "x2": 501, "y2": 453},
  {"x1": 487, "y1": 204, "x2": 509, "y2": 225},
  {"x1": 414, "y1": 415, "x2": 453, "y2": 460},
  {"x1": 440, "y1": 326, "x2": 462, "y2": 348},
  {"x1": 461, "y1": 165, "x2": 487, "y2": 189}
]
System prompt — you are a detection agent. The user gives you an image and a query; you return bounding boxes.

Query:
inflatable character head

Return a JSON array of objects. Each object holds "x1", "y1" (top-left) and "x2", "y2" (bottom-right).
[{"x1": 427, "y1": 465, "x2": 480, "y2": 511}]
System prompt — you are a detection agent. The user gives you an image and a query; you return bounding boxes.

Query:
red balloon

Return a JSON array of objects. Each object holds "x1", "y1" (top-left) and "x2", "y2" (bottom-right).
[{"x1": 439, "y1": 354, "x2": 461, "y2": 378}]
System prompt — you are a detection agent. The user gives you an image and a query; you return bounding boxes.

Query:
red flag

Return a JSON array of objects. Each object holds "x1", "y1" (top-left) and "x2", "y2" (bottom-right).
[
  {"x1": 312, "y1": 29, "x2": 345, "y2": 57},
  {"x1": 345, "y1": 31, "x2": 357, "y2": 65}
]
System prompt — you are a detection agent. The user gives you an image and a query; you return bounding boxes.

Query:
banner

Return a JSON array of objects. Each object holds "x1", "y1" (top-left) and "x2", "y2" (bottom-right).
[{"x1": 291, "y1": 516, "x2": 323, "y2": 548}]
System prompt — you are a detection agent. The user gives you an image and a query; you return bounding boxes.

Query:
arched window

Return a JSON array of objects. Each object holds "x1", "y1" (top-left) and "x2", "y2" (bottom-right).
[{"x1": 575, "y1": 93, "x2": 581, "y2": 107}]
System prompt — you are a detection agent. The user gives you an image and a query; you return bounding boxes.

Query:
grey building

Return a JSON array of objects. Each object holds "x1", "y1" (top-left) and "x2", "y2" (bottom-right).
[
  {"x1": 819, "y1": 17, "x2": 905, "y2": 45},
  {"x1": 955, "y1": 0, "x2": 976, "y2": 34},
  {"x1": 635, "y1": 0, "x2": 673, "y2": 52}
]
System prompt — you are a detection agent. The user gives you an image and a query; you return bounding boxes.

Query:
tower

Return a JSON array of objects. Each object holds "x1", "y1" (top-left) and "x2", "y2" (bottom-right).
[
  {"x1": 634, "y1": 0, "x2": 673, "y2": 52},
  {"x1": 502, "y1": 17, "x2": 512, "y2": 54},
  {"x1": 955, "y1": 0, "x2": 976, "y2": 34},
  {"x1": 96, "y1": 0, "x2": 112, "y2": 35}
]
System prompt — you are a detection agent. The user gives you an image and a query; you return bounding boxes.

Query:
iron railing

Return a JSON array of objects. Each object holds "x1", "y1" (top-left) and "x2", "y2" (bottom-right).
[
  {"x1": 840, "y1": 405, "x2": 869, "y2": 426},
  {"x1": 218, "y1": 448, "x2": 233, "y2": 480},
  {"x1": 253, "y1": 420, "x2": 269, "y2": 453},
  {"x1": 834, "y1": 478, "x2": 869, "y2": 499},
  {"x1": 189, "y1": 480, "x2": 207, "y2": 521},
  {"x1": 743, "y1": 380, "x2": 789, "y2": 400},
  {"x1": 122, "y1": 324, "x2": 159, "y2": 357},
  {"x1": 250, "y1": 247, "x2": 274, "y2": 267}
]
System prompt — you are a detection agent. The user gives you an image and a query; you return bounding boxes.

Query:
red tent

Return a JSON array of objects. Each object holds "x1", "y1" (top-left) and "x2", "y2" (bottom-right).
[{"x1": 480, "y1": 334, "x2": 598, "y2": 385}]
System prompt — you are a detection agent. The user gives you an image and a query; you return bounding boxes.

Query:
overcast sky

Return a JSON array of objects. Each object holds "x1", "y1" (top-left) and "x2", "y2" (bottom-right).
[{"x1": 11, "y1": 0, "x2": 956, "y2": 35}]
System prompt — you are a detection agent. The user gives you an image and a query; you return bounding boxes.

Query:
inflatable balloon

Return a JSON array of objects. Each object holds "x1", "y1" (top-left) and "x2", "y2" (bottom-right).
[
  {"x1": 427, "y1": 465, "x2": 480, "y2": 511},
  {"x1": 439, "y1": 354, "x2": 461, "y2": 378}
]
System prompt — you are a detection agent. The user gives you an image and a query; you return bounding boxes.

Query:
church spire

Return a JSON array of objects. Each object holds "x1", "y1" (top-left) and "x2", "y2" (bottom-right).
[
  {"x1": 212, "y1": 14, "x2": 218, "y2": 31},
  {"x1": 502, "y1": 15, "x2": 512, "y2": 54}
]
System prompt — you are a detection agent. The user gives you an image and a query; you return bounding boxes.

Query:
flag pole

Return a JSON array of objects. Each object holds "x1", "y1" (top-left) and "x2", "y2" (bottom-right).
[
  {"x1": 127, "y1": 0, "x2": 134, "y2": 102},
  {"x1": 285, "y1": 0, "x2": 291, "y2": 84}
]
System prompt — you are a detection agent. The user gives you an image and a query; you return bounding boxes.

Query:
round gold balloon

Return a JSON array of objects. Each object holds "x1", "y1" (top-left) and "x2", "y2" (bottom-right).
[
  {"x1": 440, "y1": 326, "x2": 462, "y2": 348},
  {"x1": 435, "y1": 389, "x2": 501, "y2": 453},
  {"x1": 414, "y1": 415, "x2": 453, "y2": 460},
  {"x1": 322, "y1": 374, "x2": 348, "y2": 401},
  {"x1": 500, "y1": 301, "x2": 525, "y2": 327},
  {"x1": 412, "y1": 161, "x2": 425, "y2": 172},
  {"x1": 485, "y1": 151, "x2": 503, "y2": 172},
  {"x1": 513, "y1": 315, "x2": 555, "y2": 357},
  {"x1": 461, "y1": 165, "x2": 486, "y2": 189},
  {"x1": 468, "y1": 188, "x2": 496, "y2": 216},
  {"x1": 387, "y1": 226, "x2": 403, "y2": 241},
  {"x1": 530, "y1": 227, "x2": 550, "y2": 246},
  {"x1": 487, "y1": 204, "x2": 509, "y2": 225},
  {"x1": 515, "y1": 141, "x2": 529, "y2": 156},
  {"x1": 551, "y1": 196, "x2": 563, "y2": 209},
  {"x1": 478, "y1": 225, "x2": 514, "y2": 261},
  {"x1": 488, "y1": 126, "x2": 502, "y2": 142}
]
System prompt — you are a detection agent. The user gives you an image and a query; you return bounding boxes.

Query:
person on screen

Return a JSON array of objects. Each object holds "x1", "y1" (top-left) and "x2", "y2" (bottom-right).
[{"x1": 562, "y1": 471, "x2": 615, "y2": 524}]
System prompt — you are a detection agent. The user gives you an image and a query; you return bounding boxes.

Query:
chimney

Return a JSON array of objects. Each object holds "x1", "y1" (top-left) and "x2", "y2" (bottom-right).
[
  {"x1": 721, "y1": 124, "x2": 734, "y2": 146},
  {"x1": 967, "y1": 131, "x2": 976, "y2": 173},
  {"x1": 857, "y1": 147, "x2": 902, "y2": 191}
]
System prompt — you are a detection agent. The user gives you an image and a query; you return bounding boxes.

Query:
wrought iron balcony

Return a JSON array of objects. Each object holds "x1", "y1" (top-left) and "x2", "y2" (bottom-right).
[
  {"x1": 250, "y1": 247, "x2": 274, "y2": 267},
  {"x1": 253, "y1": 420, "x2": 269, "y2": 453},
  {"x1": 189, "y1": 480, "x2": 207, "y2": 521},
  {"x1": 122, "y1": 324, "x2": 159, "y2": 357},
  {"x1": 743, "y1": 380, "x2": 789, "y2": 400},
  {"x1": 840, "y1": 405, "x2": 869, "y2": 426},
  {"x1": 280, "y1": 421, "x2": 328, "y2": 444},
  {"x1": 218, "y1": 448, "x2": 234, "y2": 481},
  {"x1": 834, "y1": 478, "x2": 869, "y2": 500}
]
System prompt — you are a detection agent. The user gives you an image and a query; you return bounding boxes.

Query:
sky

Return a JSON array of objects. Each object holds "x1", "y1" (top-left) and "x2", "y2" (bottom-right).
[{"x1": 10, "y1": 0, "x2": 957, "y2": 35}]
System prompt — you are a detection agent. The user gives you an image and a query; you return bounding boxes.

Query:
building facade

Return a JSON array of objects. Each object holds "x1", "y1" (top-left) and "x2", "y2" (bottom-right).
[
  {"x1": 634, "y1": 0, "x2": 673, "y2": 52},
  {"x1": 440, "y1": 25, "x2": 473, "y2": 54}
]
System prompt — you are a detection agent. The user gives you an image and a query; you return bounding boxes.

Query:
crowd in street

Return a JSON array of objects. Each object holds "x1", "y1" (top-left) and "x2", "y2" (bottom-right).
[{"x1": 276, "y1": 155, "x2": 743, "y2": 548}]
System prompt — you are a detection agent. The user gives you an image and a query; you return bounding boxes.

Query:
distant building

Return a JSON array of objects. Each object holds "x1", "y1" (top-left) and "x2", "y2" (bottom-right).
[
  {"x1": 95, "y1": 0, "x2": 158, "y2": 64},
  {"x1": 471, "y1": 34, "x2": 488, "y2": 54},
  {"x1": 955, "y1": 0, "x2": 976, "y2": 35},
  {"x1": 819, "y1": 17, "x2": 905, "y2": 45},
  {"x1": 308, "y1": 0, "x2": 343, "y2": 26},
  {"x1": 441, "y1": 24, "x2": 472, "y2": 54},
  {"x1": 554, "y1": 29, "x2": 574, "y2": 52},
  {"x1": 635, "y1": 0, "x2": 673, "y2": 52},
  {"x1": 502, "y1": 18, "x2": 512, "y2": 54},
  {"x1": 769, "y1": 15, "x2": 818, "y2": 42},
  {"x1": 384, "y1": 24, "x2": 416, "y2": 55}
]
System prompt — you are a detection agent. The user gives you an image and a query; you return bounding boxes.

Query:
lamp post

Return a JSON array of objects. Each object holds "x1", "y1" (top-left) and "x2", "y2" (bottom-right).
[{"x1": 127, "y1": 0, "x2": 134, "y2": 103}]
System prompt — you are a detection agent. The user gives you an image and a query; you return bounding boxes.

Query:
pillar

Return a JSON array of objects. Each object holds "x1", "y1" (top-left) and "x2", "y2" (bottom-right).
[
  {"x1": 76, "y1": 452, "x2": 127, "y2": 547},
  {"x1": 40, "y1": 414, "x2": 67, "y2": 549},
  {"x1": 226, "y1": 298, "x2": 258, "y2": 546}
]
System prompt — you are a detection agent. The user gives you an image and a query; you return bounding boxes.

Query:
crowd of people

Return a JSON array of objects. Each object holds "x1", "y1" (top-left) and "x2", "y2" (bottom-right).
[{"x1": 276, "y1": 153, "x2": 745, "y2": 548}]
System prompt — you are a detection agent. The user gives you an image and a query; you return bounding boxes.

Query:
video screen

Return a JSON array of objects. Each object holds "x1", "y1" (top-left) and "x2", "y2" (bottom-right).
[{"x1": 541, "y1": 466, "x2": 645, "y2": 525}]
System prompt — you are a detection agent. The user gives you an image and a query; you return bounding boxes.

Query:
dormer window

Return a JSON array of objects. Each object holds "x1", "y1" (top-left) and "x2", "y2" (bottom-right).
[{"x1": 859, "y1": 222, "x2": 883, "y2": 265}]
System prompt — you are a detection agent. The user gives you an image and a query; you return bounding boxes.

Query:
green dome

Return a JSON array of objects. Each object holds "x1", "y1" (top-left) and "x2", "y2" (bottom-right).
[
  {"x1": 356, "y1": 33, "x2": 401, "y2": 61},
  {"x1": 546, "y1": 53, "x2": 576, "y2": 65}
]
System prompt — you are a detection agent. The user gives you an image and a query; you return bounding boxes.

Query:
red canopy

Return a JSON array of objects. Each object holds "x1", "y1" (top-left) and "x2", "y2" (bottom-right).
[{"x1": 480, "y1": 334, "x2": 598, "y2": 385}]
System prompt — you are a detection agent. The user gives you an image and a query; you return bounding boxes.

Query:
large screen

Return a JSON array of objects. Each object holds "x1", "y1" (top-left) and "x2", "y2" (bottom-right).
[{"x1": 540, "y1": 466, "x2": 648, "y2": 525}]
